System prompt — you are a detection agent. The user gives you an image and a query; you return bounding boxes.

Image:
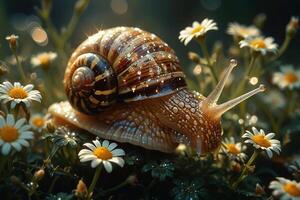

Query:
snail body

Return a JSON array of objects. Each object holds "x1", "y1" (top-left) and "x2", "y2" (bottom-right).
[{"x1": 49, "y1": 27, "x2": 264, "y2": 154}]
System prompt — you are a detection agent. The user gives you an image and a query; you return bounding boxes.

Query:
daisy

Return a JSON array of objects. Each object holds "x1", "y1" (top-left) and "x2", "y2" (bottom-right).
[
  {"x1": 78, "y1": 139, "x2": 125, "y2": 173},
  {"x1": 31, "y1": 52, "x2": 57, "y2": 70},
  {"x1": 227, "y1": 23, "x2": 261, "y2": 39},
  {"x1": 239, "y1": 36, "x2": 278, "y2": 55},
  {"x1": 0, "y1": 114, "x2": 34, "y2": 155},
  {"x1": 262, "y1": 90, "x2": 286, "y2": 109},
  {"x1": 269, "y1": 177, "x2": 300, "y2": 199},
  {"x1": 242, "y1": 127, "x2": 281, "y2": 158},
  {"x1": 272, "y1": 65, "x2": 300, "y2": 89},
  {"x1": 29, "y1": 114, "x2": 46, "y2": 131},
  {"x1": 0, "y1": 81, "x2": 42, "y2": 109},
  {"x1": 179, "y1": 18, "x2": 218, "y2": 45},
  {"x1": 222, "y1": 137, "x2": 247, "y2": 161}
]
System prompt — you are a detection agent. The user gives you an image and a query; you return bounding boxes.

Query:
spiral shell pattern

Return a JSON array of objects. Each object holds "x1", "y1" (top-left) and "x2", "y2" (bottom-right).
[{"x1": 65, "y1": 27, "x2": 186, "y2": 114}]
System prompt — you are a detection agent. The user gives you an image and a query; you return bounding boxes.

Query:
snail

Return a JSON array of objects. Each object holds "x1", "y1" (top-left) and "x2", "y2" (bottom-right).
[{"x1": 49, "y1": 27, "x2": 265, "y2": 154}]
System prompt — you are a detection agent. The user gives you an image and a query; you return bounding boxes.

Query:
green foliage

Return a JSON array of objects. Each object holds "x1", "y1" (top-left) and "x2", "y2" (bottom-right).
[{"x1": 142, "y1": 160, "x2": 175, "y2": 181}]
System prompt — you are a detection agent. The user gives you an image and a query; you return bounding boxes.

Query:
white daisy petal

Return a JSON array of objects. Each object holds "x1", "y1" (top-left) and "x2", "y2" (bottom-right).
[
  {"x1": 6, "y1": 114, "x2": 15, "y2": 125},
  {"x1": 18, "y1": 139, "x2": 29, "y2": 147},
  {"x1": 0, "y1": 116, "x2": 5, "y2": 127},
  {"x1": 103, "y1": 161, "x2": 113, "y2": 173},
  {"x1": 109, "y1": 157, "x2": 125, "y2": 167},
  {"x1": 78, "y1": 149, "x2": 93, "y2": 156},
  {"x1": 93, "y1": 140, "x2": 101, "y2": 147},
  {"x1": 266, "y1": 149, "x2": 273, "y2": 158},
  {"x1": 23, "y1": 84, "x2": 34, "y2": 91},
  {"x1": 111, "y1": 148, "x2": 125, "y2": 156},
  {"x1": 14, "y1": 118, "x2": 26, "y2": 129},
  {"x1": 11, "y1": 142, "x2": 22, "y2": 151},
  {"x1": 19, "y1": 133, "x2": 34, "y2": 139},
  {"x1": 108, "y1": 142, "x2": 118, "y2": 151},
  {"x1": 2, "y1": 143, "x2": 12, "y2": 155},
  {"x1": 83, "y1": 143, "x2": 96, "y2": 150},
  {"x1": 91, "y1": 159, "x2": 102, "y2": 168},
  {"x1": 80, "y1": 155, "x2": 97, "y2": 162},
  {"x1": 19, "y1": 125, "x2": 31, "y2": 132},
  {"x1": 102, "y1": 140, "x2": 109, "y2": 147}
]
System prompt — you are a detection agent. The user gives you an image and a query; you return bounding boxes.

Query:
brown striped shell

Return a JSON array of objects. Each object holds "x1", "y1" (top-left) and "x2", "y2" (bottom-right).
[{"x1": 65, "y1": 27, "x2": 186, "y2": 114}]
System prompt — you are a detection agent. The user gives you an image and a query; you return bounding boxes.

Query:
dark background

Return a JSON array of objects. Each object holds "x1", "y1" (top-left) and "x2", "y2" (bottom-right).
[{"x1": 0, "y1": 0, "x2": 299, "y2": 67}]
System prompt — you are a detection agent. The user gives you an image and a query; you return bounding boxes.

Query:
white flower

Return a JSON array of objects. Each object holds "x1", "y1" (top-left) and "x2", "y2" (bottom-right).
[
  {"x1": 29, "y1": 114, "x2": 46, "y2": 131},
  {"x1": 242, "y1": 127, "x2": 281, "y2": 158},
  {"x1": 222, "y1": 137, "x2": 247, "y2": 161},
  {"x1": 262, "y1": 90, "x2": 286, "y2": 109},
  {"x1": 269, "y1": 177, "x2": 300, "y2": 200},
  {"x1": 0, "y1": 114, "x2": 34, "y2": 155},
  {"x1": 179, "y1": 18, "x2": 218, "y2": 45},
  {"x1": 78, "y1": 139, "x2": 125, "y2": 173},
  {"x1": 31, "y1": 52, "x2": 57, "y2": 70},
  {"x1": 272, "y1": 65, "x2": 300, "y2": 90},
  {"x1": 239, "y1": 36, "x2": 278, "y2": 55},
  {"x1": 227, "y1": 23, "x2": 261, "y2": 38},
  {"x1": 0, "y1": 81, "x2": 42, "y2": 109}
]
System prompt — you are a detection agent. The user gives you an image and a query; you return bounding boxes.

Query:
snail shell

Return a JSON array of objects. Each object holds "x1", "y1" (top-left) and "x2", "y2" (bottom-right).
[{"x1": 65, "y1": 27, "x2": 186, "y2": 114}]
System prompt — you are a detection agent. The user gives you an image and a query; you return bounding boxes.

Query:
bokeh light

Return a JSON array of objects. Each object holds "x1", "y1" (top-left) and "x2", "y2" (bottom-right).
[
  {"x1": 249, "y1": 77, "x2": 258, "y2": 85},
  {"x1": 110, "y1": 0, "x2": 128, "y2": 15},
  {"x1": 31, "y1": 27, "x2": 48, "y2": 46}
]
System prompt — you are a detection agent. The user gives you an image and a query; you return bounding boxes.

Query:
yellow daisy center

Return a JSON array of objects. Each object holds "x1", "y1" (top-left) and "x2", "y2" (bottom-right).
[
  {"x1": 284, "y1": 72, "x2": 298, "y2": 83},
  {"x1": 0, "y1": 125, "x2": 19, "y2": 142},
  {"x1": 192, "y1": 25, "x2": 203, "y2": 34},
  {"x1": 8, "y1": 87, "x2": 28, "y2": 99},
  {"x1": 226, "y1": 144, "x2": 240, "y2": 155},
  {"x1": 38, "y1": 54, "x2": 51, "y2": 66},
  {"x1": 32, "y1": 117, "x2": 45, "y2": 128},
  {"x1": 250, "y1": 39, "x2": 266, "y2": 48},
  {"x1": 93, "y1": 147, "x2": 113, "y2": 160},
  {"x1": 283, "y1": 183, "x2": 300, "y2": 197},
  {"x1": 251, "y1": 135, "x2": 271, "y2": 148}
]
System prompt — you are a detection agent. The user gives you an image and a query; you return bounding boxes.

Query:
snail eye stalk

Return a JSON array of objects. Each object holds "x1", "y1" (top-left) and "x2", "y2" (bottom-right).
[{"x1": 203, "y1": 59, "x2": 265, "y2": 119}]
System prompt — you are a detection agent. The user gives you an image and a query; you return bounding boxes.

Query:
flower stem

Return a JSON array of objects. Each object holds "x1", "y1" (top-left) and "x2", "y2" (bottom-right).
[
  {"x1": 87, "y1": 165, "x2": 102, "y2": 200},
  {"x1": 271, "y1": 35, "x2": 292, "y2": 61},
  {"x1": 233, "y1": 55, "x2": 258, "y2": 97},
  {"x1": 197, "y1": 38, "x2": 218, "y2": 84},
  {"x1": 12, "y1": 50, "x2": 26, "y2": 83},
  {"x1": 232, "y1": 54, "x2": 258, "y2": 117},
  {"x1": 48, "y1": 176, "x2": 59, "y2": 193},
  {"x1": 232, "y1": 150, "x2": 259, "y2": 189}
]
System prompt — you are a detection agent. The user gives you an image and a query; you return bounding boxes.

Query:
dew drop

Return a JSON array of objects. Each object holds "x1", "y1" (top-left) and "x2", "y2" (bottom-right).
[
  {"x1": 179, "y1": 102, "x2": 185, "y2": 108},
  {"x1": 172, "y1": 107, "x2": 178, "y2": 113}
]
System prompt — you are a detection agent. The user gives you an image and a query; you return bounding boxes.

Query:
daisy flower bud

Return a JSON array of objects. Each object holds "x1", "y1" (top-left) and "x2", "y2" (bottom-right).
[
  {"x1": 33, "y1": 169, "x2": 45, "y2": 181},
  {"x1": 188, "y1": 52, "x2": 200, "y2": 63},
  {"x1": 5, "y1": 34, "x2": 19, "y2": 51},
  {"x1": 286, "y1": 16, "x2": 299, "y2": 38},
  {"x1": 75, "y1": 179, "x2": 88, "y2": 198}
]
